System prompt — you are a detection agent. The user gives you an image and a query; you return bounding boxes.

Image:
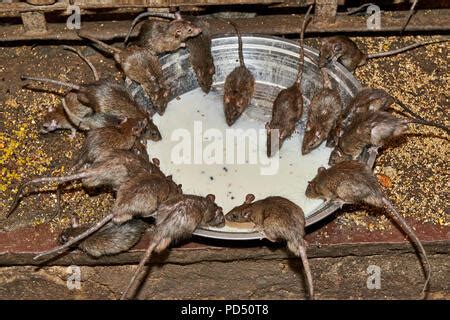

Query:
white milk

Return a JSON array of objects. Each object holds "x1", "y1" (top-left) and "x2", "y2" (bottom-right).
[{"x1": 149, "y1": 88, "x2": 330, "y2": 233}]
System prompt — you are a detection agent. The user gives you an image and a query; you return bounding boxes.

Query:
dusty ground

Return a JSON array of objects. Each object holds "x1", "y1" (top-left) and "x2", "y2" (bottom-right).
[{"x1": 0, "y1": 35, "x2": 448, "y2": 233}]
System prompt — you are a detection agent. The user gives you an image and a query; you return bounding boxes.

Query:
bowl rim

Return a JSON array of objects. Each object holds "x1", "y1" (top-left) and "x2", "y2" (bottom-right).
[{"x1": 163, "y1": 34, "x2": 368, "y2": 240}]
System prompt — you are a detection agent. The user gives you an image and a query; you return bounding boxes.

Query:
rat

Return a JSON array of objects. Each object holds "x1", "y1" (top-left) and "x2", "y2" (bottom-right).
[
  {"x1": 318, "y1": 35, "x2": 448, "y2": 72},
  {"x1": 326, "y1": 87, "x2": 446, "y2": 148},
  {"x1": 184, "y1": 16, "x2": 215, "y2": 93},
  {"x1": 111, "y1": 170, "x2": 183, "y2": 224},
  {"x1": 30, "y1": 46, "x2": 98, "y2": 136},
  {"x1": 121, "y1": 193, "x2": 225, "y2": 299},
  {"x1": 326, "y1": 87, "x2": 394, "y2": 148},
  {"x1": 329, "y1": 110, "x2": 449, "y2": 165},
  {"x1": 222, "y1": 19, "x2": 255, "y2": 126},
  {"x1": 124, "y1": 11, "x2": 202, "y2": 54},
  {"x1": 59, "y1": 216, "x2": 150, "y2": 258},
  {"x1": 305, "y1": 160, "x2": 431, "y2": 296},
  {"x1": 6, "y1": 150, "x2": 162, "y2": 218},
  {"x1": 72, "y1": 117, "x2": 148, "y2": 171},
  {"x1": 226, "y1": 194, "x2": 314, "y2": 299},
  {"x1": 23, "y1": 76, "x2": 162, "y2": 140},
  {"x1": 302, "y1": 67, "x2": 342, "y2": 155},
  {"x1": 27, "y1": 157, "x2": 181, "y2": 262},
  {"x1": 78, "y1": 33, "x2": 171, "y2": 116},
  {"x1": 266, "y1": 5, "x2": 312, "y2": 157}
]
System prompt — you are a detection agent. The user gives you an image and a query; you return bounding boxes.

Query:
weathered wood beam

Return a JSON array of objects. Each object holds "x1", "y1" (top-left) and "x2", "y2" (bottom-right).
[{"x1": 0, "y1": 9, "x2": 449, "y2": 42}]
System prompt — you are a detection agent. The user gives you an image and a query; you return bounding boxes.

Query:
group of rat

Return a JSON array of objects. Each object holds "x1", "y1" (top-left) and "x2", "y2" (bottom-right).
[{"x1": 6, "y1": 4, "x2": 449, "y2": 299}]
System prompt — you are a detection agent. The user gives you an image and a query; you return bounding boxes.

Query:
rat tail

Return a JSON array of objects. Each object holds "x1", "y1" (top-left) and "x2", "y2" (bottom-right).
[
  {"x1": 367, "y1": 39, "x2": 448, "y2": 59},
  {"x1": 392, "y1": 99, "x2": 449, "y2": 134},
  {"x1": 401, "y1": 0, "x2": 418, "y2": 32},
  {"x1": 120, "y1": 240, "x2": 158, "y2": 299},
  {"x1": 62, "y1": 45, "x2": 99, "y2": 81},
  {"x1": 408, "y1": 118, "x2": 450, "y2": 135},
  {"x1": 123, "y1": 11, "x2": 177, "y2": 46},
  {"x1": 33, "y1": 213, "x2": 115, "y2": 261},
  {"x1": 287, "y1": 239, "x2": 314, "y2": 300},
  {"x1": 295, "y1": 4, "x2": 313, "y2": 84},
  {"x1": 6, "y1": 171, "x2": 94, "y2": 218},
  {"x1": 382, "y1": 197, "x2": 431, "y2": 298},
  {"x1": 78, "y1": 33, "x2": 122, "y2": 56},
  {"x1": 223, "y1": 19, "x2": 244, "y2": 67},
  {"x1": 21, "y1": 75, "x2": 80, "y2": 91},
  {"x1": 346, "y1": 3, "x2": 375, "y2": 15}
]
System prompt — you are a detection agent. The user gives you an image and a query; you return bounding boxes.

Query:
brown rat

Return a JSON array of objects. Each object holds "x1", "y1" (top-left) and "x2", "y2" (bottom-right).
[
  {"x1": 305, "y1": 160, "x2": 431, "y2": 296},
  {"x1": 318, "y1": 35, "x2": 448, "y2": 72},
  {"x1": 326, "y1": 87, "x2": 446, "y2": 148},
  {"x1": 326, "y1": 87, "x2": 394, "y2": 148},
  {"x1": 28, "y1": 46, "x2": 97, "y2": 135},
  {"x1": 78, "y1": 33, "x2": 171, "y2": 115},
  {"x1": 226, "y1": 194, "x2": 314, "y2": 299},
  {"x1": 59, "y1": 217, "x2": 150, "y2": 258},
  {"x1": 73, "y1": 117, "x2": 148, "y2": 171},
  {"x1": 184, "y1": 16, "x2": 215, "y2": 93},
  {"x1": 6, "y1": 150, "x2": 160, "y2": 218},
  {"x1": 121, "y1": 193, "x2": 225, "y2": 299},
  {"x1": 124, "y1": 11, "x2": 202, "y2": 54},
  {"x1": 29, "y1": 156, "x2": 181, "y2": 261},
  {"x1": 222, "y1": 20, "x2": 255, "y2": 126},
  {"x1": 111, "y1": 170, "x2": 183, "y2": 224},
  {"x1": 23, "y1": 76, "x2": 161, "y2": 140},
  {"x1": 329, "y1": 110, "x2": 449, "y2": 165},
  {"x1": 266, "y1": 5, "x2": 312, "y2": 157},
  {"x1": 302, "y1": 67, "x2": 342, "y2": 155}
]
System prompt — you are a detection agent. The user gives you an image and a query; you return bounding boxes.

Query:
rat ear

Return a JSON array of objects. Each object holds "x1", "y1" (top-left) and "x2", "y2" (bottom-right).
[
  {"x1": 48, "y1": 105, "x2": 55, "y2": 112},
  {"x1": 152, "y1": 158, "x2": 160, "y2": 167},
  {"x1": 318, "y1": 167, "x2": 326, "y2": 173},
  {"x1": 174, "y1": 11, "x2": 182, "y2": 20},
  {"x1": 333, "y1": 42, "x2": 342, "y2": 53},
  {"x1": 245, "y1": 194, "x2": 255, "y2": 204},
  {"x1": 206, "y1": 194, "x2": 216, "y2": 202},
  {"x1": 167, "y1": 175, "x2": 173, "y2": 180}
]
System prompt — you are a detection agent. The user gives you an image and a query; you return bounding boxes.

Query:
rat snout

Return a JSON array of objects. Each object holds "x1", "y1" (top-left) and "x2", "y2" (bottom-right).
[
  {"x1": 41, "y1": 120, "x2": 58, "y2": 133},
  {"x1": 305, "y1": 182, "x2": 318, "y2": 199},
  {"x1": 302, "y1": 131, "x2": 321, "y2": 155},
  {"x1": 211, "y1": 209, "x2": 225, "y2": 228}
]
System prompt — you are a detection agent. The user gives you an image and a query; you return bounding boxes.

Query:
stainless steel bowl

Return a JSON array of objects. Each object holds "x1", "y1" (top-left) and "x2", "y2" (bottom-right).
[{"x1": 131, "y1": 35, "x2": 367, "y2": 241}]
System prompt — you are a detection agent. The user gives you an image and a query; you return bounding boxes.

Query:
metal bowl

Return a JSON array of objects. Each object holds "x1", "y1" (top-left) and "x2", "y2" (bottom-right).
[{"x1": 131, "y1": 35, "x2": 365, "y2": 241}]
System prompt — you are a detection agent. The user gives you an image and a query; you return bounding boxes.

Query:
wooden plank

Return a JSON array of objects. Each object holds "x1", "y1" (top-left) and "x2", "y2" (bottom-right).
[{"x1": 1, "y1": 9, "x2": 449, "y2": 42}]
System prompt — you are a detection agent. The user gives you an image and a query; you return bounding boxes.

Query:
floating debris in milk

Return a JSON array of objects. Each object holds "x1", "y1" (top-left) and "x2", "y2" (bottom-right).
[{"x1": 149, "y1": 88, "x2": 332, "y2": 232}]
